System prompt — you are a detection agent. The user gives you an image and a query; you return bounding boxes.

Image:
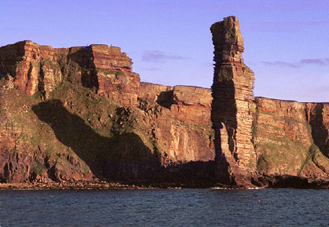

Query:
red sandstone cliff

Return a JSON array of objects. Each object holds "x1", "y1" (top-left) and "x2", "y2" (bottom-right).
[
  {"x1": 0, "y1": 41, "x2": 215, "y2": 185},
  {"x1": 254, "y1": 98, "x2": 329, "y2": 183},
  {"x1": 139, "y1": 83, "x2": 214, "y2": 163},
  {"x1": 210, "y1": 16, "x2": 329, "y2": 187},
  {"x1": 0, "y1": 41, "x2": 62, "y2": 98},
  {"x1": 0, "y1": 17, "x2": 329, "y2": 188},
  {"x1": 0, "y1": 41, "x2": 139, "y2": 105}
]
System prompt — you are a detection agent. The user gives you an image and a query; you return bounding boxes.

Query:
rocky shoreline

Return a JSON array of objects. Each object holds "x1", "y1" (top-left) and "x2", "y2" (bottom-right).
[
  {"x1": 2, "y1": 175, "x2": 329, "y2": 190},
  {"x1": 0, "y1": 181, "x2": 159, "y2": 190}
]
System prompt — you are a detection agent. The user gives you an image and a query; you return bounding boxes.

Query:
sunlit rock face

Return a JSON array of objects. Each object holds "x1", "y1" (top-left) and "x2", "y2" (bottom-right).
[
  {"x1": 1, "y1": 16, "x2": 329, "y2": 188},
  {"x1": 0, "y1": 41, "x2": 139, "y2": 106},
  {"x1": 0, "y1": 41, "x2": 215, "y2": 185},
  {"x1": 253, "y1": 97, "x2": 329, "y2": 185},
  {"x1": 139, "y1": 83, "x2": 215, "y2": 163},
  {"x1": 0, "y1": 41, "x2": 62, "y2": 99},
  {"x1": 211, "y1": 16, "x2": 257, "y2": 186},
  {"x1": 89, "y1": 44, "x2": 140, "y2": 106},
  {"x1": 210, "y1": 16, "x2": 329, "y2": 187}
]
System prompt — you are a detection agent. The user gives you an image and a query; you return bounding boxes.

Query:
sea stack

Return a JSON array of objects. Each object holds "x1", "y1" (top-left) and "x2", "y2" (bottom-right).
[{"x1": 210, "y1": 16, "x2": 257, "y2": 186}]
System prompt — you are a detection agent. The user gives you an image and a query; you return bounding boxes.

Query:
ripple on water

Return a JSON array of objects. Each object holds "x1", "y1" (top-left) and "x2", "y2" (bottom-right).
[{"x1": 0, "y1": 188, "x2": 329, "y2": 226}]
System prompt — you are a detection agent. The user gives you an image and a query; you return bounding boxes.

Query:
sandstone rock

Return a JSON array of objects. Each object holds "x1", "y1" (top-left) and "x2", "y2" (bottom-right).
[
  {"x1": 1, "y1": 16, "x2": 329, "y2": 188},
  {"x1": 154, "y1": 115, "x2": 214, "y2": 163},
  {"x1": 210, "y1": 16, "x2": 329, "y2": 187},
  {"x1": 210, "y1": 16, "x2": 257, "y2": 186},
  {"x1": 138, "y1": 96, "x2": 214, "y2": 164},
  {"x1": 254, "y1": 98, "x2": 312, "y2": 176},
  {"x1": 255, "y1": 98, "x2": 313, "y2": 148},
  {"x1": 90, "y1": 44, "x2": 132, "y2": 71},
  {"x1": 0, "y1": 41, "x2": 62, "y2": 98},
  {"x1": 90, "y1": 45, "x2": 140, "y2": 106},
  {"x1": 306, "y1": 103, "x2": 329, "y2": 157},
  {"x1": 0, "y1": 41, "x2": 140, "y2": 106},
  {"x1": 253, "y1": 97, "x2": 329, "y2": 181},
  {"x1": 170, "y1": 86, "x2": 212, "y2": 126},
  {"x1": 139, "y1": 82, "x2": 173, "y2": 107},
  {"x1": 138, "y1": 83, "x2": 214, "y2": 163}
]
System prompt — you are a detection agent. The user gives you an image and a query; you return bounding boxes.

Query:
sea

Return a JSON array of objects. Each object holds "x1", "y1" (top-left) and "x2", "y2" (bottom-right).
[{"x1": 0, "y1": 188, "x2": 328, "y2": 227}]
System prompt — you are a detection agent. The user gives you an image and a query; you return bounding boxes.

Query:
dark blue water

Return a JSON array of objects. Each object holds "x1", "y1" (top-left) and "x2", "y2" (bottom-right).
[{"x1": 0, "y1": 188, "x2": 328, "y2": 226}]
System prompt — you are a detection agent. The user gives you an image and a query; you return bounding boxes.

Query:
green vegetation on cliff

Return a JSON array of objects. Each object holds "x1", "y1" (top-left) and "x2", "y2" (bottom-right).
[
  {"x1": 0, "y1": 78, "x2": 163, "y2": 183},
  {"x1": 1, "y1": 74, "x2": 216, "y2": 186},
  {"x1": 254, "y1": 108, "x2": 329, "y2": 179}
]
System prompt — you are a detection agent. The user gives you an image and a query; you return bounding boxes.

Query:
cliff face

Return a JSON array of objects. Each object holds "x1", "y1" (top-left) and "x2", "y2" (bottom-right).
[
  {"x1": 0, "y1": 41, "x2": 139, "y2": 105},
  {"x1": 89, "y1": 44, "x2": 140, "y2": 106},
  {"x1": 0, "y1": 41, "x2": 62, "y2": 98},
  {"x1": 210, "y1": 16, "x2": 329, "y2": 187},
  {"x1": 254, "y1": 98, "x2": 329, "y2": 181},
  {"x1": 0, "y1": 41, "x2": 214, "y2": 185},
  {"x1": 138, "y1": 82, "x2": 214, "y2": 163},
  {"x1": 306, "y1": 103, "x2": 329, "y2": 157},
  {"x1": 0, "y1": 16, "x2": 329, "y2": 188}
]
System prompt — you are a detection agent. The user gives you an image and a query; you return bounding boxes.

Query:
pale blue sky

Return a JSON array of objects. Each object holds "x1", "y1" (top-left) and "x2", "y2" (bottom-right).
[{"x1": 1, "y1": 0, "x2": 328, "y2": 102}]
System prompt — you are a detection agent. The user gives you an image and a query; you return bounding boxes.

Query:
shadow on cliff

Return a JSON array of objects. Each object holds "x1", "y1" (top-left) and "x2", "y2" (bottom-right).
[
  {"x1": 211, "y1": 79, "x2": 239, "y2": 186},
  {"x1": 62, "y1": 47, "x2": 99, "y2": 91},
  {"x1": 309, "y1": 104, "x2": 329, "y2": 157},
  {"x1": 32, "y1": 100, "x2": 218, "y2": 187},
  {"x1": 32, "y1": 99, "x2": 161, "y2": 182},
  {"x1": 156, "y1": 90, "x2": 173, "y2": 109}
]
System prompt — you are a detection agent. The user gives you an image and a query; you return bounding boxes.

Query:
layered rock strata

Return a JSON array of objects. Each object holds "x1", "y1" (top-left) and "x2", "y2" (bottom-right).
[
  {"x1": 0, "y1": 41, "x2": 215, "y2": 185},
  {"x1": 139, "y1": 83, "x2": 214, "y2": 163},
  {"x1": 0, "y1": 41, "x2": 62, "y2": 98},
  {"x1": 0, "y1": 41, "x2": 139, "y2": 105},
  {"x1": 210, "y1": 16, "x2": 257, "y2": 186},
  {"x1": 210, "y1": 16, "x2": 329, "y2": 187},
  {"x1": 1, "y1": 16, "x2": 329, "y2": 188},
  {"x1": 253, "y1": 98, "x2": 329, "y2": 185}
]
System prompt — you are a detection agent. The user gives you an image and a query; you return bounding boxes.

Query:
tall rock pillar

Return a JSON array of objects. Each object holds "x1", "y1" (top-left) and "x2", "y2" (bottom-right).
[{"x1": 210, "y1": 16, "x2": 257, "y2": 186}]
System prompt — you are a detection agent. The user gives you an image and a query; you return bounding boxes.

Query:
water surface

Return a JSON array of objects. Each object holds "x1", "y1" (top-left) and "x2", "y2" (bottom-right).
[{"x1": 1, "y1": 188, "x2": 328, "y2": 226}]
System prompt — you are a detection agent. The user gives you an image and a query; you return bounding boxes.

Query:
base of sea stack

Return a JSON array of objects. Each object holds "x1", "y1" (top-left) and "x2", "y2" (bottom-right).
[{"x1": 253, "y1": 175, "x2": 329, "y2": 189}]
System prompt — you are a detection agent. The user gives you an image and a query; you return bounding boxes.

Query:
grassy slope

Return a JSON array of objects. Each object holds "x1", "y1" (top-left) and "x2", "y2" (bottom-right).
[{"x1": 1, "y1": 79, "x2": 160, "y2": 182}]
